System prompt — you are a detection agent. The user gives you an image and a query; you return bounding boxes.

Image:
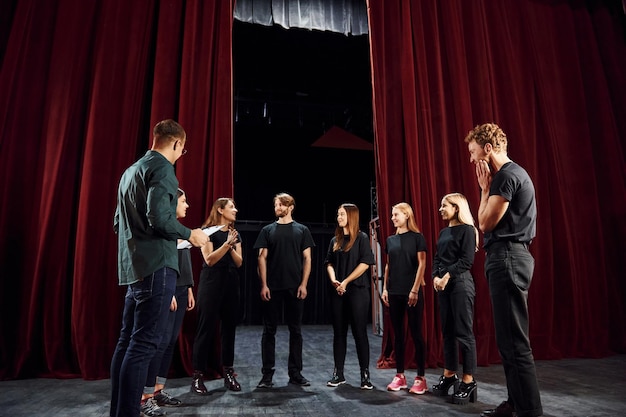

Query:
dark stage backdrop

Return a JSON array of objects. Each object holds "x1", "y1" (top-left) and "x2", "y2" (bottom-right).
[{"x1": 1, "y1": 0, "x2": 625, "y2": 381}]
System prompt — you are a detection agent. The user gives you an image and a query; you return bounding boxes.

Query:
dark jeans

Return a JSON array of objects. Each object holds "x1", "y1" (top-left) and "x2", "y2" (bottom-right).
[
  {"x1": 388, "y1": 288, "x2": 425, "y2": 375},
  {"x1": 485, "y1": 241, "x2": 542, "y2": 417},
  {"x1": 330, "y1": 285, "x2": 371, "y2": 370},
  {"x1": 192, "y1": 266, "x2": 240, "y2": 371},
  {"x1": 261, "y1": 288, "x2": 304, "y2": 376},
  {"x1": 145, "y1": 285, "x2": 189, "y2": 390},
  {"x1": 110, "y1": 267, "x2": 176, "y2": 417},
  {"x1": 437, "y1": 271, "x2": 477, "y2": 375}
]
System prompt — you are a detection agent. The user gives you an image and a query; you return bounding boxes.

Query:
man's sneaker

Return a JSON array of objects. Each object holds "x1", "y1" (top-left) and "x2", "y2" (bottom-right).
[
  {"x1": 387, "y1": 374, "x2": 408, "y2": 391},
  {"x1": 409, "y1": 376, "x2": 428, "y2": 395},
  {"x1": 140, "y1": 397, "x2": 166, "y2": 417},
  {"x1": 257, "y1": 372, "x2": 274, "y2": 388},
  {"x1": 360, "y1": 369, "x2": 374, "y2": 390},
  {"x1": 289, "y1": 372, "x2": 311, "y2": 386},
  {"x1": 154, "y1": 389, "x2": 182, "y2": 407},
  {"x1": 327, "y1": 369, "x2": 346, "y2": 387}
]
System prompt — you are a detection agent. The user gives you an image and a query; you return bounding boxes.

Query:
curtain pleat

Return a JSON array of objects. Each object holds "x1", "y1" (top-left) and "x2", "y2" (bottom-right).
[{"x1": 367, "y1": 0, "x2": 626, "y2": 369}]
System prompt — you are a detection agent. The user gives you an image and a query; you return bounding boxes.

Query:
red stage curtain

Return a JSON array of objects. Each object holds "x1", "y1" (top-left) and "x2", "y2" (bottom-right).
[
  {"x1": 0, "y1": 0, "x2": 233, "y2": 380},
  {"x1": 1, "y1": 0, "x2": 625, "y2": 382},
  {"x1": 367, "y1": 0, "x2": 626, "y2": 370}
]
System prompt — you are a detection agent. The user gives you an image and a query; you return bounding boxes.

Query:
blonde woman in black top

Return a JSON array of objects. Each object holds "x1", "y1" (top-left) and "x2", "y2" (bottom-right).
[
  {"x1": 381, "y1": 202, "x2": 428, "y2": 394},
  {"x1": 431, "y1": 193, "x2": 479, "y2": 405}
]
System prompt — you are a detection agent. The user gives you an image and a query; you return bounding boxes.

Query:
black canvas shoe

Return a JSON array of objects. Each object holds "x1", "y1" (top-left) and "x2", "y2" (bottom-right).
[{"x1": 289, "y1": 372, "x2": 311, "y2": 386}]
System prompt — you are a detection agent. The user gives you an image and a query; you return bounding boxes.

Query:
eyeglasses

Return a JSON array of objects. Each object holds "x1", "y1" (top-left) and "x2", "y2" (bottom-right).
[{"x1": 181, "y1": 148, "x2": 188, "y2": 156}]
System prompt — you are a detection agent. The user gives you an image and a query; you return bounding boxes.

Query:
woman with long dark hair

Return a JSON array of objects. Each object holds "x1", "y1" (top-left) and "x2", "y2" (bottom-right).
[{"x1": 324, "y1": 203, "x2": 376, "y2": 390}]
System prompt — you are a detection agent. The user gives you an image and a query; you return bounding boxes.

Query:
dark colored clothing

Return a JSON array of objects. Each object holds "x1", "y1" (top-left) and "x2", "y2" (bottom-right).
[
  {"x1": 146, "y1": 247, "x2": 194, "y2": 389},
  {"x1": 385, "y1": 231, "x2": 427, "y2": 295},
  {"x1": 330, "y1": 285, "x2": 371, "y2": 369},
  {"x1": 433, "y1": 224, "x2": 477, "y2": 376},
  {"x1": 432, "y1": 225, "x2": 475, "y2": 281},
  {"x1": 253, "y1": 221, "x2": 315, "y2": 290},
  {"x1": 177, "y1": 247, "x2": 194, "y2": 287},
  {"x1": 484, "y1": 161, "x2": 536, "y2": 249},
  {"x1": 485, "y1": 161, "x2": 542, "y2": 417},
  {"x1": 114, "y1": 150, "x2": 191, "y2": 285},
  {"x1": 324, "y1": 232, "x2": 375, "y2": 288},
  {"x1": 384, "y1": 231, "x2": 427, "y2": 375},
  {"x1": 110, "y1": 267, "x2": 176, "y2": 417},
  {"x1": 261, "y1": 288, "x2": 304, "y2": 374},
  {"x1": 254, "y1": 220, "x2": 314, "y2": 376},
  {"x1": 388, "y1": 290, "x2": 425, "y2": 375},
  {"x1": 193, "y1": 229, "x2": 241, "y2": 371},
  {"x1": 111, "y1": 150, "x2": 190, "y2": 417},
  {"x1": 325, "y1": 231, "x2": 375, "y2": 371}
]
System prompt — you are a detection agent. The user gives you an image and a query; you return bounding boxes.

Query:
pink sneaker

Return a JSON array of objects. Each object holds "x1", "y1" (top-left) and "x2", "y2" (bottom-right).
[
  {"x1": 386, "y1": 374, "x2": 408, "y2": 391},
  {"x1": 409, "y1": 376, "x2": 428, "y2": 395}
]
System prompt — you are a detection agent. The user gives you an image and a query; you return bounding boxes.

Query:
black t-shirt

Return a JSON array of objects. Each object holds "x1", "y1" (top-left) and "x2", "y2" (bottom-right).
[
  {"x1": 253, "y1": 221, "x2": 315, "y2": 291},
  {"x1": 385, "y1": 231, "x2": 427, "y2": 295},
  {"x1": 324, "y1": 231, "x2": 375, "y2": 288},
  {"x1": 485, "y1": 161, "x2": 537, "y2": 248},
  {"x1": 206, "y1": 228, "x2": 242, "y2": 270}
]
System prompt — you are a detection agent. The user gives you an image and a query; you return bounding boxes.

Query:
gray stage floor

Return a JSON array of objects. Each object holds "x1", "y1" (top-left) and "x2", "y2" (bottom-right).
[{"x1": 1, "y1": 325, "x2": 625, "y2": 416}]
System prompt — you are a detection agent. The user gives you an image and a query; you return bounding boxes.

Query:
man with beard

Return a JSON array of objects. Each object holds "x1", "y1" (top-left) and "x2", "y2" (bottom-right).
[{"x1": 253, "y1": 192, "x2": 316, "y2": 388}]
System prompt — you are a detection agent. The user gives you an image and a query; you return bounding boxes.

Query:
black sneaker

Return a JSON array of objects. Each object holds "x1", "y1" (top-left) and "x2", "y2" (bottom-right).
[
  {"x1": 140, "y1": 398, "x2": 166, "y2": 417},
  {"x1": 289, "y1": 373, "x2": 311, "y2": 386},
  {"x1": 360, "y1": 369, "x2": 374, "y2": 390},
  {"x1": 257, "y1": 372, "x2": 274, "y2": 388},
  {"x1": 154, "y1": 390, "x2": 182, "y2": 407},
  {"x1": 327, "y1": 370, "x2": 346, "y2": 387}
]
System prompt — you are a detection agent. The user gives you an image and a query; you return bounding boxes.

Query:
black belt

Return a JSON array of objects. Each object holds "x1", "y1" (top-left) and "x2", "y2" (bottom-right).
[{"x1": 486, "y1": 241, "x2": 529, "y2": 252}]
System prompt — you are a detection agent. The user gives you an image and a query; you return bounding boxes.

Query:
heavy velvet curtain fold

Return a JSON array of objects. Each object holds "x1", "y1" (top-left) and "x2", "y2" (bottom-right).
[
  {"x1": 367, "y1": 0, "x2": 626, "y2": 369},
  {"x1": 0, "y1": 0, "x2": 625, "y2": 381},
  {"x1": 0, "y1": 0, "x2": 233, "y2": 379}
]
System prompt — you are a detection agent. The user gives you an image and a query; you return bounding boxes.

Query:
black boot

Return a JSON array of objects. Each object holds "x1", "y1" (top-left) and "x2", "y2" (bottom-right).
[
  {"x1": 431, "y1": 374, "x2": 459, "y2": 396},
  {"x1": 360, "y1": 368, "x2": 374, "y2": 390},
  {"x1": 224, "y1": 367, "x2": 241, "y2": 392},
  {"x1": 191, "y1": 370, "x2": 210, "y2": 395},
  {"x1": 327, "y1": 368, "x2": 346, "y2": 387},
  {"x1": 452, "y1": 380, "x2": 477, "y2": 405}
]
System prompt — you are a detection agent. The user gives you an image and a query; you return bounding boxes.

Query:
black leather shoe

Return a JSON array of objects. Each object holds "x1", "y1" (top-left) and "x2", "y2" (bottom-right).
[
  {"x1": 257, "y1": 369, "x2": 275, "y2": 388},
  {"x1": 224, "y1": 367, "x2": 241, "y2": 391},
  {"x1": 452, "y1": 380, "x2": 477, "y2": 404},
  {"x1": 431, "y1": 374, "x2": 459, "y2": 396},
  {"x1": 289, "y1": 372, "x2": 311, "y2": 386},
  {"x1": 481, "y1": 400, "x2": 515, "y2": 417},
  {"x1": 191, "y1": 371, "x2": 210, "y2": 395}
]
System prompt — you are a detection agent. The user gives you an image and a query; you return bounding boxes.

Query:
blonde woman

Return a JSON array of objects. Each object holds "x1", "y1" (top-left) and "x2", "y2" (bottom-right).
[
  {"x1": 431, "y1": 193, "x2": 478, "y2": 405},
  {"x1": 381, "y1": 202, "x2": 428, "y2": 394}
]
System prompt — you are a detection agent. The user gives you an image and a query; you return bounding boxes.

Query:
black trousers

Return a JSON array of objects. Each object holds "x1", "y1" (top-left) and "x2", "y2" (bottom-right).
[
  {"x1": 388, "y1": 288, "x2": 425, "y2": 375},
  {"x1": 261, "y1": 288, "x2": 304, "y2": 376},
  {"x1": 437, "y1": 271, "x2": 477, "y2": 375},
  {"x1": 485, "y1": 241, "x2": 542, "y2": 417},
  {"x1": 192, "y1": 266, "x2": 240, "y2": 371},
  {"x1": 330, "y1": 285, "x2": 371, "y2": 370}
]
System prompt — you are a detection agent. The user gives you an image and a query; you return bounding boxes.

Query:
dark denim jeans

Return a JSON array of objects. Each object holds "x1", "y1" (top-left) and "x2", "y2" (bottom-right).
[
  {"x1": 146, "y1": 285, "x2": 189, "y2": 389},
  {"x1": 110, "y1": 267, "x2": 176, "y2": 417},
  {"x1": 485, "y1": 242, "x2": 543, "y2": 417}
]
